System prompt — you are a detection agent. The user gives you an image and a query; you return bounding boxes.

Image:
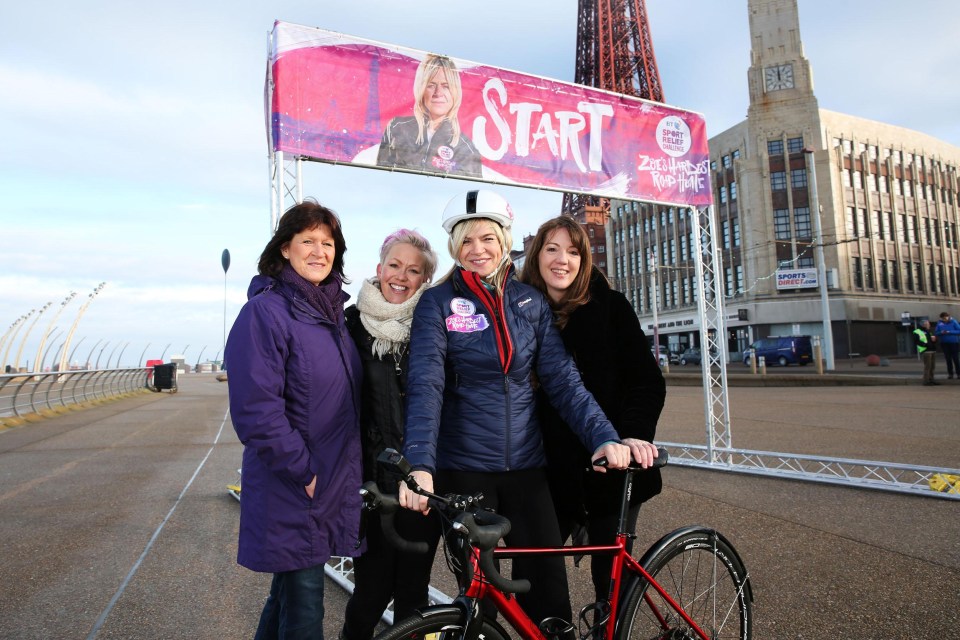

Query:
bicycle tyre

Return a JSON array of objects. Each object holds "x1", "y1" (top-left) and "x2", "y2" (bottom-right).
[
  {"x1": 617, "y1": 526, "x2": 752, "y2": 640},
  {"x1": 373, "y1": 606, "x2": 510, "y2": 640}
]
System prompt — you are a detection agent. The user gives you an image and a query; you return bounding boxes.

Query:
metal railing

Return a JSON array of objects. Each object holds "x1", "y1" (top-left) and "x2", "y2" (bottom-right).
[{"x1": 0, "y1": 368, "x2": 150, "y2": 423}]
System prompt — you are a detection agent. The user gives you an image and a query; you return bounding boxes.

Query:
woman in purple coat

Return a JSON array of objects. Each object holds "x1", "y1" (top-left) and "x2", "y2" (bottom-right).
[{"x1": 225, "y1": 200, "x2": 363, "y2": 640}]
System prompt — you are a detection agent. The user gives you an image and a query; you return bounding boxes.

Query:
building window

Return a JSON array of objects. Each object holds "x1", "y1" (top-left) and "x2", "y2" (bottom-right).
[
  {"x1": 873, "y1": 210, "x2": 884, "y2": 240},
  {"x1": 853, "y1": 258, "x2": 863, "y2": 288},
  {"x1": 722, "y1": 154, "x2": 731, "y2": 168},
  {"x1": 794, "y1": 207, "x2": 811, "y2": 238},
  {"x1": 730, "y1": 181, "x2": 737, "y2": 200},
  {"x1": 722, "y1": 220, "x2": 731, "y2": 249},
  {"x1": 725, "y1": 267, "x2": 734, "y2": 298},
  {"x1": 791, "y1": 169, "x2": 808, "y2": 189},
  {"x1": 732, "y1": 149, "x2": 740, "y2": 160},
  {"x1": 890, "y1": 260, "x2": 900, "y2": 290},
  {"x1": 774, "y1": 209, "x2": 791, "y2": 239},
  {"x1": 733, "y1": 218, "x2": 741, "y2": 247},
  {"x1": 847, "y1": 206, "x2": 858, "y2": 238},
  {"x1": 770, "y1": 171, "x2": 787, "y2": 191},
  {"x1": 880, "y1": 261, "x2": 890, "y2": 289},
  {"x1": 718, "y1": 185, "x2": 728, "y2": 204},
  {"x1": 854, "y1": 208, "x2": 867, "y2": 238},
  {"x1": 735, "y1": 264, "x2": 744, "y2": 294},
  {"x1": 767, "y1": 139, "x2": 784, "y2": 156},
  {"x1": 787, "y1": 137, "x2": 804, "y2": 153}
]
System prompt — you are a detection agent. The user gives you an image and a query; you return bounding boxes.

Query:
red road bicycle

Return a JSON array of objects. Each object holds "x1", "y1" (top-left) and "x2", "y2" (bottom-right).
[{"x1": 361, "y1": 448, "x2": 753, "y2": 640}]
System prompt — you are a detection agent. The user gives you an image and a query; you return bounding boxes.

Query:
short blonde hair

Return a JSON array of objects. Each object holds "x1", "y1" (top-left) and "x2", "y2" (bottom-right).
[
  {"x1": 443, "y1": 217, "x2": 513, "y2": 293},
  {"x1": 379, "y1": 228, "x2": 439, "y2": 283}
]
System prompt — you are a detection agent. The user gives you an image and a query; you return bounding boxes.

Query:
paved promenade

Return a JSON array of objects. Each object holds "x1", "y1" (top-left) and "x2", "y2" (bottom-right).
[{"x1": 0, "y1": 369, "x2": 957, "y2": 639}]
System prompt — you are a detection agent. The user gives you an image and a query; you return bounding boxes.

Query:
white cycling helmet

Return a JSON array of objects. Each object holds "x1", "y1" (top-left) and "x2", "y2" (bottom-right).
[{"x1": 441, "y1": 189, "x2": 515, "y2": 234}]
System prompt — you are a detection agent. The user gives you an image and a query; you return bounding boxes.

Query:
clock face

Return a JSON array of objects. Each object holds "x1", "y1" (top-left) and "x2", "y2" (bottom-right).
[{"x1": 764, "y1": 64, "x2": 795, "y2": 91}]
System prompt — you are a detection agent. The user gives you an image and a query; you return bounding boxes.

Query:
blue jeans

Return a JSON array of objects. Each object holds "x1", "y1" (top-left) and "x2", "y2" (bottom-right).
[{"x1": 254, "y1": 564, "x2": 325, "y2": 640}]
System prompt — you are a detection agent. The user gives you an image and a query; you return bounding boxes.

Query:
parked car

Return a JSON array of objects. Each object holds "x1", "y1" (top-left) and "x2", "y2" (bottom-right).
[
  {"x1": 742, "y1": 335, "x2": 813, "y2": 366},
  {"x1": 651, "y1": 344, "x2": 670, "y2": 367},
  {"x1": 679, "y1": 347, "x2": 702, "y2": 366}
]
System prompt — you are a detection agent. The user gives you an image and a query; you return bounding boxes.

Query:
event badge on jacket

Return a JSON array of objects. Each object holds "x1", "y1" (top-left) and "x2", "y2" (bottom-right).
[
  {"x1": 446, "y1": 297, "x2": 489, "y2": 333},
  {"x1": 432, "y1": 146, "x2": 456, "y2": 172}
]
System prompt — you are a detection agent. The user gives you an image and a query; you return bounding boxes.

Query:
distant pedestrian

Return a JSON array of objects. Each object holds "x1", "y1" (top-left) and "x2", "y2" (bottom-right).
[
  {"x1": 913, "y1": 319, "x2": 939, "y2": 386},
  {"x1": 934, "y1": 311, "x2": 960, "y2": 380}
]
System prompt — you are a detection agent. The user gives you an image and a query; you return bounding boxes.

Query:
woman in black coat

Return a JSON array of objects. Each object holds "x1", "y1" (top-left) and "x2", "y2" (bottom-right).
[
  {"x1": 520, "y1": 215, "x2": 666, "y2": 602},
  {"x1": 340, "y1": 229, "x2": 441, "y2": 640}
]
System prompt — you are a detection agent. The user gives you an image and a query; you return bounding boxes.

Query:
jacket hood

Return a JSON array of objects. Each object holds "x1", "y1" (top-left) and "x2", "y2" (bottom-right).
[{"x1": 247, "y1": 274, "x2": 277, "y2": 300}]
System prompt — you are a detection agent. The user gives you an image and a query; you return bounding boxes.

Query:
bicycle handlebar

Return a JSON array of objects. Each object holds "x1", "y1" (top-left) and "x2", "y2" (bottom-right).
[
  {"x1": 359, "y1": 478, "x2": 531, "y2": 594},
  {"x1": 359, "y1": 446, "x2": 669, "y2": 597},
  {"x1": 593, "y1": 445, "x2": 669, "y2": 470}
]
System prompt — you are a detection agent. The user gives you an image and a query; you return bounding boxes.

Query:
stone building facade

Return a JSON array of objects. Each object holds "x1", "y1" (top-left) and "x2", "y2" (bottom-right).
[{"x1": 607, "y1": 0, "x2": 960, "y2": 360}]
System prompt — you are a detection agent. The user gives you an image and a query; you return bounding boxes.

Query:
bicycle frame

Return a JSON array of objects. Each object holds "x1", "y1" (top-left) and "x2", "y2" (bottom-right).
[
  {"x1": 485, "y1": 535, "x2": 710, "y2": 640},
  {"x1": 367, "y1": 448, "x2": 745, "y2": 640}
]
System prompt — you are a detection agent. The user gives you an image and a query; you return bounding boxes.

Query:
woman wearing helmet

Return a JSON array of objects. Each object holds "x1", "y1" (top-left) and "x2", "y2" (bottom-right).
[{"x1": 399, "y1": 190, "x2": 655, "y2": 627}]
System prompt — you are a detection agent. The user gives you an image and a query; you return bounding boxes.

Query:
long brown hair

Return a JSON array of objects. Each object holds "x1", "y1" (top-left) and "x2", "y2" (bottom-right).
[{"x1": 519, "y1": 216, "x2": 593, "y2": 329}]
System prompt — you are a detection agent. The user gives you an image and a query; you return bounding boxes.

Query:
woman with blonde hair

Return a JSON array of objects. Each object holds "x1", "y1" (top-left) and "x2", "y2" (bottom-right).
[
  {"x1": 399, "y1": 190, "x2": 657, "y2": 628},
  {"x1": 377, "y1": 54, "x2": 482, "y2": 177},
  {"x1": 341, "y1": 228, "x2": 441, "y2": 640}
]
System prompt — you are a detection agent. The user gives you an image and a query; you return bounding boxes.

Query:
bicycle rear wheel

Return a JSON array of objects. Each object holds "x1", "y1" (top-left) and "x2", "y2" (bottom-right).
[
  {"x1": 374, "y1": 607, "x2": 510, "y2": 640},
  {"x1": 617, "y1": 527, "x2": 752, "y2": 640}
]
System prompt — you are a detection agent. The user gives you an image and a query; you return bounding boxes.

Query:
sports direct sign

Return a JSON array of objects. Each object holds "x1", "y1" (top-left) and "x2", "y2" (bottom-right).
[
  {"x1": 776, "y1": 269, "x2": 819, "y2": 290},
  {"x1": 268, "y1": 21, "x2": 712, "y2": 207}
]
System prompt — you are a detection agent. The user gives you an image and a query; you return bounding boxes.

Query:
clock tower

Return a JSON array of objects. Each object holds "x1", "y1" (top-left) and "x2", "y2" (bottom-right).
[{"x1": 746, "y1": 0, "x2": 816, "y2": 105}]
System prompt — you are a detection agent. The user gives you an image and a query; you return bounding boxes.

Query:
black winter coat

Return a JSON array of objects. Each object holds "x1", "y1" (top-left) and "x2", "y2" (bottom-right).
[
  {"x1": 376, "y1": 116, "x2": 482, "y2": 178},
  {"x1": 345, "y1": 306, "x2": 409, "y2": 491},
  {"x1": 541, "y1": 269, "x2": 666, "y2": 522}
]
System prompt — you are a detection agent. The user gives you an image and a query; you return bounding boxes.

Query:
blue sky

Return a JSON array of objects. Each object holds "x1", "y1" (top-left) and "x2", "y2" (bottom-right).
[{"x1": 1, "y1": 0, "x2": 957, "y2": 369}]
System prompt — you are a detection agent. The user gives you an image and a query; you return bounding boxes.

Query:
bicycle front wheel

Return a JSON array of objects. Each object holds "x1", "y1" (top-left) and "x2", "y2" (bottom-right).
[
  {"x1": 374, "y1": 606, "x2": 510, "y2": 640},
  {"x1": 618, "y1": 526, "x2": 752, "y2": 640}
]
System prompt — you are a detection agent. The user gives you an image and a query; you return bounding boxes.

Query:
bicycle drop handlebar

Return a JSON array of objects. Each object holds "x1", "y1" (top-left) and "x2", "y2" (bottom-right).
[
  {"x1": 593, "y1": 445, "x2": 669, "y2": 470},
  {"x1": 359, "y1": 446, "x2": 670, "y2": 596},
  {"x1": 359, "y1": 479, "x2": 531, "y2": 594}
]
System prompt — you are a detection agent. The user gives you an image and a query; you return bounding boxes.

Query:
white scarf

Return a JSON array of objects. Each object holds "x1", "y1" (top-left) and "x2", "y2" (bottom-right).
[{"x1": 356, "y1": 276, "x2": 427, "y2": 359}]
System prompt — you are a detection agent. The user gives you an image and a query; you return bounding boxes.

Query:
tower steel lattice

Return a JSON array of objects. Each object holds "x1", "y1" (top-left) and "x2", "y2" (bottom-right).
[{"x1": 561, "y1": 0, "x2": 664, "y2": 217}]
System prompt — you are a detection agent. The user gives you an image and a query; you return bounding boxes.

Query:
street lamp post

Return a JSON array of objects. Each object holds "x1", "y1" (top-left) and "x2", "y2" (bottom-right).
[
  {"x1": 14, "y1": 301, "x2": 52, "y2": 372},
  {"x1": 59, "y1": 282, "x2": 106, "y2": 374},
  {"x1": 222, "y1": 249, "x2": 231, "y2": 365},
  {"x1": 34, "y1": 292, "x2": 76, "y2": 374},
  {"x1": 804, "y1": 147, "x2": 835, "y2": 371},
  {"x1": 2, "y1": 312, "x2": 34, "y2": 372}
]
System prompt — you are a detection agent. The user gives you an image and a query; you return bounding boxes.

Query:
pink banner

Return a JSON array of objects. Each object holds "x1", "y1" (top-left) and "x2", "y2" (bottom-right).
[{"x1": 268, "y1": 21, "x2": 713, "y2": 207}]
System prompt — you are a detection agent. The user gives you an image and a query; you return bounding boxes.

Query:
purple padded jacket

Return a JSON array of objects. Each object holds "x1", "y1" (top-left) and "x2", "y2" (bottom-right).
[{"x1": 225, "y1": 275, "x2": 363, "y2": 573}]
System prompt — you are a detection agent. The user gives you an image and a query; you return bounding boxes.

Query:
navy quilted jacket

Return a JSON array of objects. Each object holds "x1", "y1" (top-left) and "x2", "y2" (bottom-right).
[{"x1": 402, "y1": 268, "x2": 619, "y2": 474}]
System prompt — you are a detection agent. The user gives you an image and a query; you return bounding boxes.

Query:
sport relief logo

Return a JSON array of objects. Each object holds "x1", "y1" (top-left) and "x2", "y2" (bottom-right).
[
  {"x1": 446, "y1": 297, "x2": 489, "y2": 333},
  {"x1": 636, "y1": 115, "x2": 708, "y2": 196}
]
